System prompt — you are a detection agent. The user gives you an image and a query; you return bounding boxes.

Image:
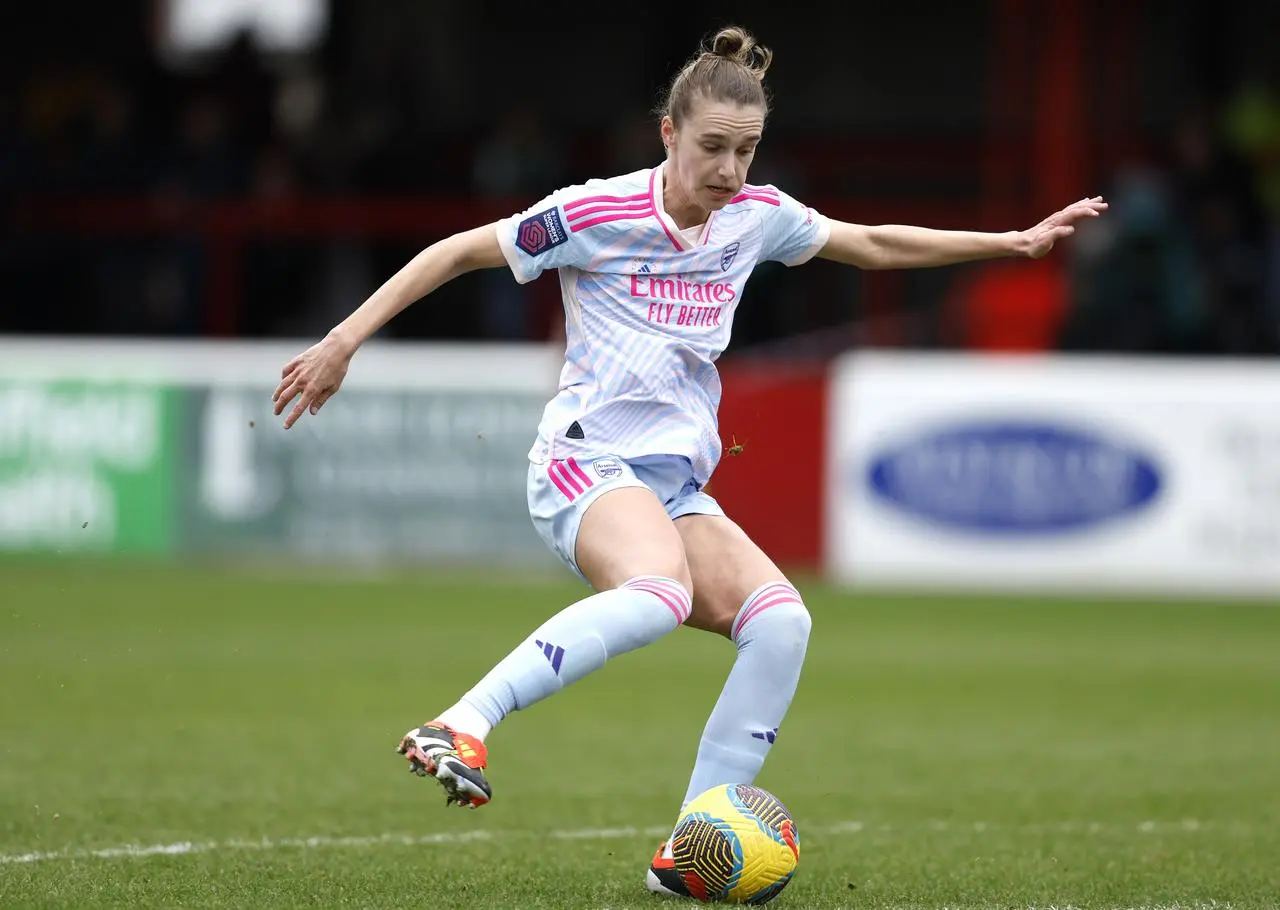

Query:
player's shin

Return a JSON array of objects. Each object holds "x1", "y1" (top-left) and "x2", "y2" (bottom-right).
[
  {"x1": 662, "y1": 583, "x2": 810, "y2": 854},
  {"x1": 446, "y1": 575, "x2": 692, "y2": 735}
]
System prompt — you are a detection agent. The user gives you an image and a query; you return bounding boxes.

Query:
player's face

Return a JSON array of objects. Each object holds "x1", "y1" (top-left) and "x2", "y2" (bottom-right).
[{"x1": 664, "y1": 97, "x2": 765, "y2": 213}]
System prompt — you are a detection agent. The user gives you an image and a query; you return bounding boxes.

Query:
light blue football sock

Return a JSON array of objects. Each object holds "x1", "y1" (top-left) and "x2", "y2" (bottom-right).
[
  {"x1": 440, "y1": 576, "x2": 691, "y2": 739},
  {"x1": 679, "y1": 581, "x2": 812, "y2": 807}
]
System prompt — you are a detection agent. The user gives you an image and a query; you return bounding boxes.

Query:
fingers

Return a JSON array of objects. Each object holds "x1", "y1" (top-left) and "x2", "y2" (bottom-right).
[
  {"x1": 283, "y1": 383, "x2": 329, "y2": 429},
  {"x1": 273, "y1": 376, "x2": 303, "y2": 415},
  {"x1": 284, "y1": 395, "x2": 311, "y2": 430},
  {"x1": 277, "y1": 379, "x2": 338, "y2": 426},
  {"x1": 272, "y1": 377, "x2": 296, "y2": 411},
  {"x1": 1054, "y1": 199, "x2": 1106, "y2": 227},
  {"x1": 273, "y1": 359, "x2": 301, "y2": 406},
  {"x1": 1060, "y1": 197, "x2": 1106, "y2": 213}
]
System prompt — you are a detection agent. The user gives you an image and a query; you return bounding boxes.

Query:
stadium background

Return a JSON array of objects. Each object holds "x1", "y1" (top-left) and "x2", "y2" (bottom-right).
[
  {"x1": 3, "y1": 3, "x2": 1280, "y2": 908},
  {"x1": 6, "y1": 0, "x2": 1280, "y2": 574}
]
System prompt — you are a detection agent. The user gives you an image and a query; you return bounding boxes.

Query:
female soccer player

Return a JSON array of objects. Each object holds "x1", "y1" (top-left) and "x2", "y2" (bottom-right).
[{"x1": 273, "y1": 25, "x2": 1106, "y2": 897}]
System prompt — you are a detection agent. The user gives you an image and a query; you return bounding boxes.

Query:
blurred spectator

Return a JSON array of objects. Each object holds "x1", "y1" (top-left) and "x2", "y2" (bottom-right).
[
  {"x1": 2, "y1": 3, "x2": 1277, "y2": 352},
  {"x1": 80, "y1": 79, "x2": 149, "y2": 193},
  {"x1": 1223, "y1": 75, "x2": 1280, "y2": 345},
  {"x1": 1169, "y1": 103, "x2": 1275, "y2": 354},
  {"x1": 470, "y1": 104, "x2": 565, "y2": 340},
  {"x1": 157, "y1": 93, "x2": 248, "y2": 200},
  {"x1": 1060, "y1": 169, "x2": 1209, "y2": 354},
  {"x1": 606, "y1": 115, "x2": 659, "y2": 175}
]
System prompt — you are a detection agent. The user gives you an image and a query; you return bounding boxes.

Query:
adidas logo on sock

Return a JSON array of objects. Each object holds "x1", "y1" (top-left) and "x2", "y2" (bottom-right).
[
  {"x1": 751, "y1": 727, "x2": 779, "y2": 744},
  {"x1": 534, "y1": 639, "x2": 565, "y2": 675}
]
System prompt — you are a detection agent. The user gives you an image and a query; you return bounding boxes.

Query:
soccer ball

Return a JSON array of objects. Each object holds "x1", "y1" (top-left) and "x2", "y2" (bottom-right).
[{"x1": 669, "y1": 783, "x2": 800, "y2": 904}]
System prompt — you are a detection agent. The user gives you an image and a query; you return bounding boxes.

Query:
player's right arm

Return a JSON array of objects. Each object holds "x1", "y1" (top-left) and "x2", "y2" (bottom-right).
[
  {"x1": 272, "y1": 223, "x2": 505, "y2": 428},
  {"x1": 274, "y1": 182, "x2": 610, "y2": 428},
  {"x1": 330, "y1": 224, "x2": 505, "y2": 350}
]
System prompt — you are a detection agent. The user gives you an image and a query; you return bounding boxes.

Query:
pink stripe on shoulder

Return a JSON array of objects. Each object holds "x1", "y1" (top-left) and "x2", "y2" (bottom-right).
[
  {"x1": 563, "y1": 192, "x2": 648, "y2": 212},
  {"x1": 566, "y1": 200, "x2": 653, "y2": 223},
  {"x1": 569, "y1": 210, "x2": 653, "y2": 232},
  {"x1": 742, "y1": 183, "x2": 779, "y2": 195},
  {"x1": 729, "y1": 192, "x2": 781, "y2": 206}
]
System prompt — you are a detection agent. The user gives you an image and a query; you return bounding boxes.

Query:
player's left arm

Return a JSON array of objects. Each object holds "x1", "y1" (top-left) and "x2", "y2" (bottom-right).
[{"x1": 816, "y1": 197, "x2": 1108, "y2": 269}]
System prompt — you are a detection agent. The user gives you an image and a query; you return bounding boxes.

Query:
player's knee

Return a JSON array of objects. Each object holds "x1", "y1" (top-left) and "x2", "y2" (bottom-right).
[
  {"x1": 641, "y1": 553, "x2": 692, "y2": 596},
  {"x1": 619, "y1": 574, "x2": 693, "y2": 625},
  {"x1": 766, "y1": 600, "x2": 812, "y2": 653},
  {"x1": 735, "y1": 590, "x2": 811, "y2": 657},
  {"x1": 615, "y1": 551, "x2": 692, "y2": 597}
]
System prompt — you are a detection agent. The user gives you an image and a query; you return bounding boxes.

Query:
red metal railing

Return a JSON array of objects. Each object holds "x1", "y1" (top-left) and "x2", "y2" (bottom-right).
[{"x1": 16, "y1": 193, "x2": 995, "y2": 338}]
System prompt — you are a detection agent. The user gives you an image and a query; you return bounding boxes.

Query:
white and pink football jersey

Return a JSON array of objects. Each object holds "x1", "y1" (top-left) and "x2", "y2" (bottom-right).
[{"x1": 496, "y1": 161, "x2": 831, "y2": 485}]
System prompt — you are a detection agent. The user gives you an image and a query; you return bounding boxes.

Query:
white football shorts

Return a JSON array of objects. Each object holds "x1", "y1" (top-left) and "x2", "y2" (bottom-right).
[{"x1": 527, "y1": 452, "x2": 724, "y2": 581}]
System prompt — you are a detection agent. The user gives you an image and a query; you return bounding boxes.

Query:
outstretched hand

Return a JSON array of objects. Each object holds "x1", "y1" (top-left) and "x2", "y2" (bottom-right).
[
  {"x1": 1019, "y1": 196, "x2": 1108, "y2": 259},
  {"x1": 272, "y1": 333, "x2": 353, "y2": 429}
]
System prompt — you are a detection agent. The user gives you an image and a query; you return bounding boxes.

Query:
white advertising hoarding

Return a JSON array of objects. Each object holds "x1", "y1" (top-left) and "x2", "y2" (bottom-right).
[{"x1": 826, "y1": 351, "x2": 1280, "y2": 598}]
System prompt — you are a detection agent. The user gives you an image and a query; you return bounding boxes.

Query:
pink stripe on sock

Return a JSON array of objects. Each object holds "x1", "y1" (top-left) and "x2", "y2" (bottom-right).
[
  {"x1": 565, "y1": 457, "x2": 594, "y2": 488},
  {"x1": 624, "y1": 580, "x2": 690, "y2": 623},
  {"x1": 629, "y1": 575, "x2": 686, "y2": 597},
  {"x1": 629, "y1": 588, "x2": 685, "y2": 622},
  {"x1": 547, "y1": 463, "x2": 575, "y2": 500},
  {"x1": 736, "y1": 593, "x2": 798, "y2": 635},
  {"x1": 629, "y1": 583, "x2": 691, "y2": 619},
  {"x1": 555, "y1": 461, "x2": 584, "y2": 495},
  {"x1": 634, "y1": 579, "x2": 692, "y2": 620},
  {"x1": 732, "y1": 585, "x2": 800, "y2": 639}
]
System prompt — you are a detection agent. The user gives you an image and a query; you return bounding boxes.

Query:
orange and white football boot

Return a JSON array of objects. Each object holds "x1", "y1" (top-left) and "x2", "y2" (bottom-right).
[
  {"x1": 645, "y1": 841, "x2": 692, "y2": 898},
  {"x1": 396, "y1": 722, "x2": 492, "y2": 808}
]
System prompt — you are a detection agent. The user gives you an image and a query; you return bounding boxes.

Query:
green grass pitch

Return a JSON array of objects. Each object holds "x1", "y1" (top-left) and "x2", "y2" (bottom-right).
[{"x1": 1, "y1": 558, "x2": 1277, "y2": 908}]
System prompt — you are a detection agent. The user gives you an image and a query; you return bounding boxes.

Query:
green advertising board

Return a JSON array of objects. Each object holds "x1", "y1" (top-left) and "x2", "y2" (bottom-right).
[{"x1": 0, "y1": 379, "x2": 175, "y2": 554}]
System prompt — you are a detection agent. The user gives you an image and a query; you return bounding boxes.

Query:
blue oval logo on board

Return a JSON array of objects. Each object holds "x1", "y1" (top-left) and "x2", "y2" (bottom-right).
[{"x1": 864, "y1": 421, "x2": 1164, "y2": 534}]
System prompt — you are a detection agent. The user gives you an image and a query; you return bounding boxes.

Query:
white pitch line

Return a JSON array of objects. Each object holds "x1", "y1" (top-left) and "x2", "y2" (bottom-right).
[
  {"x1": 0, "y1": 820, "x2": 1232, "y2": 866},
  {"x1": 0, "y1": 830, "x2": 495, "y2": 865}
]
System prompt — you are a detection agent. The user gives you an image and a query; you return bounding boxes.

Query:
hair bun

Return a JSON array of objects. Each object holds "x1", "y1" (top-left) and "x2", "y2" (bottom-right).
[
  {"x1": 706, "y1": 26, "x2": 772, "y2": 81},
  {"x1": 656, "y1": 25, "x2": 773, "y2": 124},
  {"x1": 711, "y1": 28, "x2": 747, "y2": 59}
]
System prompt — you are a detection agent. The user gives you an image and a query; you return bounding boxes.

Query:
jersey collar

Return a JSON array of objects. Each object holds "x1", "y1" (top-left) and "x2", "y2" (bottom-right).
[{"x1": 650, "y1": 161, "x2": 716, "y2": 251}]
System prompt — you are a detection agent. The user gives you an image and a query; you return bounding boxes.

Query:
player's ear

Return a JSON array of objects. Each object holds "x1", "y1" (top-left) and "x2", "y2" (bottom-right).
[{"x1": 660, "y1": 116, "x2": 676, "y2": 153}]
